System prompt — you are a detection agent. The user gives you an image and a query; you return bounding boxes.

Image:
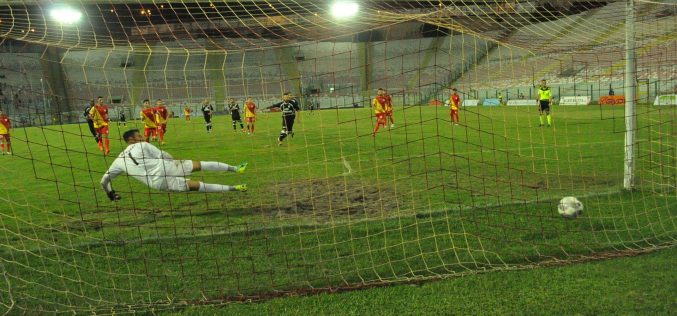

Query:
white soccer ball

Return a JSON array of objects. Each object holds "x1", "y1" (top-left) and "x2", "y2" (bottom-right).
[{"x1": 558, "y1": 196, "x2": 583, "y2": 218}]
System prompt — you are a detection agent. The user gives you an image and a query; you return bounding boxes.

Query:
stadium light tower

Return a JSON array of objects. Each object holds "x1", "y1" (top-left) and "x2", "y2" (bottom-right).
[
  {"x1": 49, "y1": 6, "x2": 82, "y2": 25},
  {"x1": 330, "y1": 1, "x2": 359, "y2": 19}
]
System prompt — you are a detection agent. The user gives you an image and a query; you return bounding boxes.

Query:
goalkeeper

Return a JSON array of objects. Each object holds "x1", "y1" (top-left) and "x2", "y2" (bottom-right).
[{"x1": 100, "y1": 129, "x2": 247, "y2": 201}]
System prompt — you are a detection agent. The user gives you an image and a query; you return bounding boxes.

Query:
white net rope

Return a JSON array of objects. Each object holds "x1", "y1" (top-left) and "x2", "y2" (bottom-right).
[{"x1": 0, "y1": 0, "x2": 675, "y2": 313}]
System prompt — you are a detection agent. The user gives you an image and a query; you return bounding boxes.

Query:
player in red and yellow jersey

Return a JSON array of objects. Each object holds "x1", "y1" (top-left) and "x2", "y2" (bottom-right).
[
  {"x1": 183, "y1": 106, "x2": 191, "y2": 122},
  {"x1": 89, "y1": 96, "x2": 111, "y2": 154},
  {"x1": 244, "y1": 97, "x2": 256, "y2": 135},
  {"x1": 154, "y1": 99, "x2": 169, "y2": 145},
  {"x1": 383, "y1": 89, "x2": 395, "y2": 128},
  {"x1": 450, "y1": 88, "x2": 461, "y2": 125},
  {"x1": 140, "y1": 99, "x2": 157, "y2": 142},
  {"x1": 0, "y1": 110, "x2": 11, "y2": 155},
  {"x1": 372, "y1": 88, "x2": 388, "y2": 136}
]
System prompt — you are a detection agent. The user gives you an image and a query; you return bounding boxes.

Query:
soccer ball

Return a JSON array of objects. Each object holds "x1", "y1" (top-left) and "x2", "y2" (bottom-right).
[{"x1": 558, "y1": 196, "x2": 583, "y2": 218}]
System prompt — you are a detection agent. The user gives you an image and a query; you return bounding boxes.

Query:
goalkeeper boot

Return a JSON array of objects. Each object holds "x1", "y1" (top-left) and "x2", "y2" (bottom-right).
[
  {"x1": 236, "y1": 162, "x2": 248, "y2": 174},
  {"x1": 234, "y1": 184, "x2": 248, "y2": 192}
]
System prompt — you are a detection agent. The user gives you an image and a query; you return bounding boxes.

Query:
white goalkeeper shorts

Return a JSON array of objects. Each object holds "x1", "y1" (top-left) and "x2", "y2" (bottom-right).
[{"x1": 157, "y1": 160, "x2": 194, "y2": 192}]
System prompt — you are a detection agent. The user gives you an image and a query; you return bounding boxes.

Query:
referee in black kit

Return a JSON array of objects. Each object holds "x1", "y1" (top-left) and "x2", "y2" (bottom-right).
[{"x1": 269, "y1": 92, "x2": 300, "y2": 146}]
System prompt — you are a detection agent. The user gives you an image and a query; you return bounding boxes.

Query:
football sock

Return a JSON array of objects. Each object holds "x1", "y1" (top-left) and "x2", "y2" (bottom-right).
[
  {"x1": 1, "y1": 143, "x2": 4, "y2": 152},
  {"x1": 200, "y1": 161, "x2": 236, "y2": 172},
  {"x1": 104, "y1": 138, "x2": 110, "y2": 151},
  {"x1": 546, "y1": 115, "x2": 552, "y2": 125},
  {"x1": 232, "y1": 122, "x2": 237, "y2": 130},
  {"x1": 198, "y1": 182, "x2": 236, "y2": 192},
  {"x1": 539, "y1": 115, "x2": 544, "y2": 125},
  {"x1": 97, "y1": 140, "x2": 103, "y2": 151}
]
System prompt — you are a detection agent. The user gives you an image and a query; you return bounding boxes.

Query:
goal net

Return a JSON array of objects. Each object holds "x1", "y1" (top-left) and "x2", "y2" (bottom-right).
[{"x1": 0, "y1": 0, "x2": 675, "y2": 313}]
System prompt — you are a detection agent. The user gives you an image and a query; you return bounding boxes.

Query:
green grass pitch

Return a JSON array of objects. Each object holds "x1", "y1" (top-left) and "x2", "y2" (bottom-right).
[
  {"x1": 175, "y1": 246, "x2": 677, "y2": 315},
  {"x1": 0, "y1": 104, "x2": 674, "y2": 313}
]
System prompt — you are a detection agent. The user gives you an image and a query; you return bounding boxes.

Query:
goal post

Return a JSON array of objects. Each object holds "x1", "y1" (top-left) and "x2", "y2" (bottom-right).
[
  {"x1": 623, "y1": 0, "x2": 636, "y2": 190},
  {"x1": 0, "y1": 1, "x2": 675, "y2": 314}
]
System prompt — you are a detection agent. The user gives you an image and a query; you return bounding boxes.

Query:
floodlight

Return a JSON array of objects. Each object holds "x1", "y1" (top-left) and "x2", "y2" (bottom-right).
[
  {"x1": 331, "y1": 1, "x2": 359, "y2": 19},
  {"x1": 50, "y1": 7, "x2": 82, "y2": 25}
]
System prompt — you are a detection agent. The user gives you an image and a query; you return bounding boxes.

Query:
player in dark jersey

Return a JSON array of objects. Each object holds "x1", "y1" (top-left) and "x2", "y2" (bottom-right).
[
  {"x1": 83, "y1": 99, "x2": 100, "y2": 144},
  {"x1": 118, "y1": 108, "x2": 127, "y2": 127},
  {"x1": 201, "y1": 99, "x2": 214, "y2": 133},
  {"x1": 269, "y1": 92, "x2": 300, "y2": 146},
  {"x1": 227, "y1": 98, "x2": 245, "y2": 133}
]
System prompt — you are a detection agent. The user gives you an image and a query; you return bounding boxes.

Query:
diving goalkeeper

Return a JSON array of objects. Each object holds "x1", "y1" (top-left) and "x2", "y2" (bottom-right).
[{"x1": 100, "y1": 129, "x2": 247, "y2": 201}]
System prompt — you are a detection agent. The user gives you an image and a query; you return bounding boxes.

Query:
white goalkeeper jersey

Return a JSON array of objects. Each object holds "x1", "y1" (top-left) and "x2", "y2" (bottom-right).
[{"x1": 100, "y1": 142, "x2": 181, "y2": 192}]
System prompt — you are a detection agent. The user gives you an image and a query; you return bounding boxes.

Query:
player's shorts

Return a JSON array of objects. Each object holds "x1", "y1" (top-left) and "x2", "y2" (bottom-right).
[
  {"x1": 282, "y1": 114, "x2": 295, "y2": 131},
  {"x1": 231, "y1": 113, "x2": 241, "y2": 121},
  {"x1": 159, "y1": 159, "x2": 194, "y2": 192},
  {"x1": 157, "y1": 123, "x2": 167, "y2": 132},
  {"x1": 376, "y1": 113, "x2": 386, "y2": 123},
  {"x1": 0, "y1": 133, "x2": 9, "y2": 140},
  {"x1": 539, "y1": 100, "x2": 550, "y2": 111},
  {"x1": 203, "y1": 115, "x2": 212, "y2": 124},
  {"x1": 144, "y1": 127, "x2": 157, "y2": 138},
  {"x1": 246, "y1": 117, "x2": 256, "y2": 123},
  {"x1": 386, "y1": 110, "x2": 393, "y2": 116},
  {"x1": 95, "y1": 125, "x2": 109, "y2": 135}
]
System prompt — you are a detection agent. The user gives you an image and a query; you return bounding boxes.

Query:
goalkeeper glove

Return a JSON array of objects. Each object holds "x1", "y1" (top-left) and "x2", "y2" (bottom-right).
[{"x1": 107, "y1": 190, "x2": 121, "y2": 201}]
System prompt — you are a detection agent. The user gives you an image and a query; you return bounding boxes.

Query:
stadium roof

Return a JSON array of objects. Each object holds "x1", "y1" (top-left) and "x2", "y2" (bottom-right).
[{"x1": 0, "y1": 0, "x2": 615, "y2": 50}]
